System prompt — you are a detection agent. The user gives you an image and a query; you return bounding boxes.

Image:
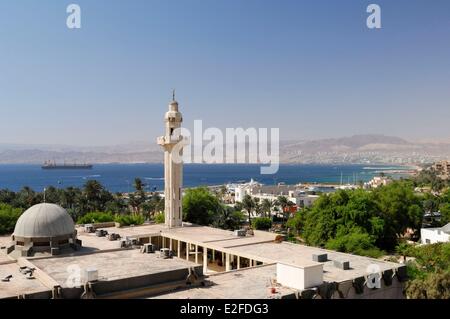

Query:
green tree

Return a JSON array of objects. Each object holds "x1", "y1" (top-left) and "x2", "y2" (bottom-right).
[
  {"x1": 261, "y1": 199, "x2": 274, "y2": 218},
  {"x1": 404, "y1": 243, "x2": 450, "y2": 299},
  {"x1": 213, "y1": 205, "x2": 245, "y2": 230},
  {"x1": 286, "y1": 210, "x2": 306, "y2": 236},
  {"x1": 242, "y1": 195, "x2": 256, "y2": 226},
  {"x1": 83, "y1": 180, "x2": 104, "y2": 211},
  {"x1": 60, "y1": 187, "x2": 81, "y2": 210},
  {"x1": 275, "y1": 196, "x2": 295, "y2": 223},
  {"x1": 0, "y1": 189, "x2": 16, "y2": 205},
  {"x1": 154, "y1": 212, "x2": 165, "y2": 224},
  {"x1": 183, "y1": 187, "x2": 220, "y2": 225},
  {"x1": 372, "y1": 181, "x2": 423, "y2": 248},
  {"x1": 302, "y1": 183, "x2": 423, "y2": 253},
  {"x1": 105, "y1": 193, "x2": 128, "y2": 215},
  {"x1": 13, "y1": 186, "x2": 39, "y2": 209},
  {"x1": 0, "y1": 204, "x2": 23, "y2": 234},
  {"x1": 252, "y1": 217, "x2": 272, "y2": 230},
  {"x1": 43, "y1": 186, "x2": 61, "y2": 204}
]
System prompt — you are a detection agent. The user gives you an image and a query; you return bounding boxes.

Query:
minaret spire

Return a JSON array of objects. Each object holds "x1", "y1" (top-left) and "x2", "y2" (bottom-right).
[{"x1": 157, "y1": 95, "x2": 184, "y2": 228}]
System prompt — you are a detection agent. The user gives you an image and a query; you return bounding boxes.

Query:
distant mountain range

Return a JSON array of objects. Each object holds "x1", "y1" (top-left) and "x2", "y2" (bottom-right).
[
  {"x1": 279, "y1": 135, "x2": 450, "y2": 164},
  {"x1": 0, "y1": 135, "x2": 449, "y2": 165}
]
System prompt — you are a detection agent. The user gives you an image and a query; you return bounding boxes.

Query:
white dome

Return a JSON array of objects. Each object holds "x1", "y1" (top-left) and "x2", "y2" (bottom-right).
[{"x1": 13, "y1": 203, "x2": 75, "y2": 238}]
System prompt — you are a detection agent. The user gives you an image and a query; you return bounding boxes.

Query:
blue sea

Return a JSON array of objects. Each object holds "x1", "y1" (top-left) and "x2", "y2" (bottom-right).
[{"x1": 0, "y1": 164, "x2": 411, "y2": 193}]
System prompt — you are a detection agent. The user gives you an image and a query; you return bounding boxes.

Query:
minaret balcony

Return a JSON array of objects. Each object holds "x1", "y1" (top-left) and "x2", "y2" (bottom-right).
[{"x1": 157, "y1": 136, "x2": 183, "y2": 146}]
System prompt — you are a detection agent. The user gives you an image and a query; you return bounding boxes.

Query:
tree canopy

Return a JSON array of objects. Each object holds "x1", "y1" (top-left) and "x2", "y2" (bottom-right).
[
  {"x1": 298, "y1": 181, "x2": 424, "y2": 256},
  {"x1": 183, "y1": 187, "x2": 221, "y2": 225}
]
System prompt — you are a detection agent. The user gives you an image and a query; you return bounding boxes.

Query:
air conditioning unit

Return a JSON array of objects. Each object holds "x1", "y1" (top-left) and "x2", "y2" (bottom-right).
[
  {"x1": 107, "y1": 233, "x2": 120, "y2": 241},
  {"x1": 84, "y1": 224, "x2": 94, "y2": 233},
  {"x1": 120, "y1": 239, "x2": 129, "y2": 248},
  {"x1": 234, "y1": 229, "x2": 247, "y2": 237},
  {"x1": 159, "y1": 248, "x2": 172, "y2": 259},
  {"x1": 84, "y1": 268, "x2": 98, "y2": 282},
  {"x1": 312, "y1": 254, "x2": 328, "y2": 262},
  {"x1": 333, "y1": 260, "x2": 350, "y2": 270},
  {"x1": 141, "y1": 243, "x2": 155, "y2": 254},
  {"x1": 95, "y1": 229, "x2": 108, "y2": 237}
]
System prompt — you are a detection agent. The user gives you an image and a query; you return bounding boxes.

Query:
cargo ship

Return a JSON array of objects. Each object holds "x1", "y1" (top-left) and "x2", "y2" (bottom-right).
[{"x1": 42, "y1": 161, "x2": 93, "y2": 170}]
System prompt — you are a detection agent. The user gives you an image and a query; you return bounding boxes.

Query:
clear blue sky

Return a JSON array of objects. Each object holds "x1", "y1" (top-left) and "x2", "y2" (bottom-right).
[{"x1": 0, "y1": 0, "x2": 449, "y2": 145}]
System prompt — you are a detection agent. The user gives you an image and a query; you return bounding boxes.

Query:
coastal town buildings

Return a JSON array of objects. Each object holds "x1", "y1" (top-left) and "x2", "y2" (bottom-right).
[
  {"x1": 232, "y1": 181, "x2": 320, "y2": 210},
  {"x1": 363, "y1": 176, "x2": 392, "y2": 189},
  {"x1": 0, "y1": 97, "x2": 406, "y2": 299}
]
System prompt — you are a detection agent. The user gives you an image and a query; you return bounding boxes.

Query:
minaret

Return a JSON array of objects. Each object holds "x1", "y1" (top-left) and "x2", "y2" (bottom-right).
[{"x1": 157, "y1": 91, "x2": 184, "y2": 228}]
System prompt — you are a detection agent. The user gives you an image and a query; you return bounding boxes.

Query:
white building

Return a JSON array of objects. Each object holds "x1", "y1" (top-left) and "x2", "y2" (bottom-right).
[
  {"x1": 234, "y1": 179, "x2": 262, "y2": 202},
  {"x1": 233, "y1": 181, "x2": 320, "y2": 210},
  {"x1": 364, "y1": 176, "x2": 392, "y2": 189},
  {"x1": 420, "y1": 223, "x2": 450, "y2": 244}
]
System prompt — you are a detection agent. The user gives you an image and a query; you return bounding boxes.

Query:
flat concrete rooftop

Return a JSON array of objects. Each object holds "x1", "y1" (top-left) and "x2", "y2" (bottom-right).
[
  {"x1": 78, "y1": 224, "x2": 165, "y2": 240},
  {"x1": 151, "y1": 264, "x2": 295, "y2": 299},
  {"x1": 161, "y1": 226, "x2": 277, "y2": 247},
  {"x1": 31, "y1": 249, "x2": 200, "y2": 287},
  {"x1": 228, "y1": 242, "x2": 400, "y2": 282},
  {"x1": 84, "y1": 224, "x2": 400, "y2": 283},
  {"x1": 0, "y1": 262, "x2": 49, "y2": 299}
]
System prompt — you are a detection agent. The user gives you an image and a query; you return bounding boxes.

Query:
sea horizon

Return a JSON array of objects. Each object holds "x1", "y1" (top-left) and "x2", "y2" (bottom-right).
[{"x1": 0, "y1": 163, "x2": 414, "y2": 193}]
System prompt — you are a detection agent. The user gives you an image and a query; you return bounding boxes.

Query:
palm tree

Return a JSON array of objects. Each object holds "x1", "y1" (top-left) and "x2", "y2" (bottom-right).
[
  {"x1": 261, "y1": 199, "x2": 274, "y2": 218},
  {"x1": 253, "y1": 198, "x2": 263, "y2": 217},
  {"x1": 242, "y1": 195, "x2": 255, "y2": 226},
  {"x1": 132, "y1": 178, "x2": 146, "y2": 214},
  {"x1": 134, "y1": 178, "x2": 144, "y2": 192},
  {"x1": 61, "y1": 187, "x2": 79, "y2": 210},
  {"x1": 275, "y1": 195, "x2": 295, "y2": 224},
  {"x1": 16, "y1": 186, "x2": 37, "y2": 209},
  {"x1": 83, "y1": 180, "x2": 104, "y2": 211}
]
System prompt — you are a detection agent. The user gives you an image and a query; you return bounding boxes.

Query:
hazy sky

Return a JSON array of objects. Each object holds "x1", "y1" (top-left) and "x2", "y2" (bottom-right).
[{"x1": 0, "y1": 0, "x2": 449, "y2": 146}]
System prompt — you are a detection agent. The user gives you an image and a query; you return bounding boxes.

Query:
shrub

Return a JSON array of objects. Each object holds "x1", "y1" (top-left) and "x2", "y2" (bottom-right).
[
  {"x1": 0, "y1": 204, "x2": 23, "y2": 234},
  {"x1": 114, "y1": 214, "x2": 145, "y2": 226},
  {"x1": 252, "y1": 217, "x2": 272, "y2": 230},
  {"x1": 406, "y1": 271, "x2": 450, "y2": 299},
  {"x1": 77, "y1": 212, "x2": 114, "y2": 224},
  {"x1": 154, "y1": 212, "x2": 165, "y2": 224}
]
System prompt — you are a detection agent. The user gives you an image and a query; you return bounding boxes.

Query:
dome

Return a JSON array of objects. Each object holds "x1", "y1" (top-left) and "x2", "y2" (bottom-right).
[{"x1": 13, "y1": 203, "x2": 75, "y2": 238}]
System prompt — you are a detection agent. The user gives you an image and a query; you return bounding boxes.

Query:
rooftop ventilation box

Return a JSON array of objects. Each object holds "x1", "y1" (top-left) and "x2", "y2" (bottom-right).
[
  {"x1": 84, "y1": 268, "x2": 98, "y2": 283},
  {"x1": 234, "y1": 229, "x2": 247, "y2": 237},
  {"x1": 276, "y1": 262, "x2": 323, "y2": 290}
]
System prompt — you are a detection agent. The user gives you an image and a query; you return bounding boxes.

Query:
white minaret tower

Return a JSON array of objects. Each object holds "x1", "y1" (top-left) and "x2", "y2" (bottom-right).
[{"x1": 157, "y1": 91, "x2": 184, "y2": 228}]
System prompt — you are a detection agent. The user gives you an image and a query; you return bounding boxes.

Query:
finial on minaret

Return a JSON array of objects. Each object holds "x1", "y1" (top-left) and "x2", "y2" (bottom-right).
[{"x1": 172, "y1": 89, "x2": 176, "y2": 101}]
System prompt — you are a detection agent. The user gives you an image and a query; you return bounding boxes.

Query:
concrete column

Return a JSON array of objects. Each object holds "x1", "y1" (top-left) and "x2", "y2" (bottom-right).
[
  {"x1": 177, "y1": 240, "x2": 181, "y2": 258},
  {"x1": 222, "y1": 252, "x2": 225, "y2": 264},
  {"x1": 237, "y1": 256, "x2": 240, "y2": 270},
  {"x1": 195, "y1": 245, "x2": 199, "y2": 264},
  {"x1": 203, "y1": 246, "x2": 208, "y2": 274},
  {"x1": 212, "y1": 249, "x2": 215, "y2": 261},
  {"x1": 186, "y1": 242, "x2": 189, "y2": 261},
  {"x1": 169, "y1": 238, "x2": 173, "y2": 251},
  {"x1": 162, "y1": 237, "x2": 165, "y2": 249},
  {"x1": 225, "y1": 253, "x2": 231, "y2": 272}
]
